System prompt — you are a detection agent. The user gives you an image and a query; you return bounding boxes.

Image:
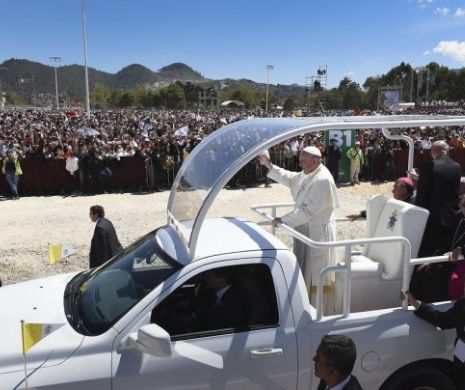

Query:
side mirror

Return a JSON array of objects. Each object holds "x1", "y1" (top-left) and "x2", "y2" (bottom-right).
[{"x1": 127, "y1": 324, "x2": 172, "y2": 358}]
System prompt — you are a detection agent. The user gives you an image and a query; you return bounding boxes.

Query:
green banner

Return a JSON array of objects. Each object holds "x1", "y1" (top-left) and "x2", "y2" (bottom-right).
[{"x1": 324, "y1": 129, "x2": 356, "y2": 184}]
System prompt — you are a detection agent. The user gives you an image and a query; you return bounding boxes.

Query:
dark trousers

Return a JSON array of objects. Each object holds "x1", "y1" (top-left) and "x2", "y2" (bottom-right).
[
  {"x1": 5, "y1": 171, "x2": 19, "y2": 197},
  {"x1": 327, "y1": 162, "x2": 339, "y2": 183},
  {"x1": 409, "y1": 263, "x2": 452, "y2": 303}
]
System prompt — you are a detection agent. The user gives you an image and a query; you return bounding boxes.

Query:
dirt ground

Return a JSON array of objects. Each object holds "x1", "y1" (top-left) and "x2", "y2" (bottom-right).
[{"x1": 0, "y1": 181, "x2": 393, "y2": 285}]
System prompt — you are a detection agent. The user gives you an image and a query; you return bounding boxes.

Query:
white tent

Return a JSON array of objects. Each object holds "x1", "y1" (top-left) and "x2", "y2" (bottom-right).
[{"x1": 220, "y1": 100, "x2": 245, "y2": 107}]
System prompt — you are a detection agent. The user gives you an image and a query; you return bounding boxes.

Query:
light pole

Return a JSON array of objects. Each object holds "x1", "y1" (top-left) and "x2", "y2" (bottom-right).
[
  {"x1": 425, "y1": 68, "x2": 430, "y2": 103},
  {"x1": 305, "y1": 76, "x2": 312, "y2": 107},
  {"x1": 265, "y1": 65, "x2": 274, "y2": 112},
  {"x1": 81, "y1": 0, "x2": 91, "y2": 118},
  {"x1": 416, "y1": 68, "x2": 423, "y2": 105},
  {"x1": 410, "y1": 68, "x2": 414, "y2": 103},
  {"x1": 0, "y1": 67, "x2": 6, "y2": 110},
  {"x1": 49, "y1": 56, "x2": 61, "y2": 110}
]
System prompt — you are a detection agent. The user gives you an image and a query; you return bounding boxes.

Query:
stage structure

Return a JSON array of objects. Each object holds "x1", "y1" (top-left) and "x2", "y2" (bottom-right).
[
  {"x1": 305, "y1": 65, "x2": 328, "y2": 110},
  {"x1": 198, "y1": 89, "x2": 219, "y2": 109}
]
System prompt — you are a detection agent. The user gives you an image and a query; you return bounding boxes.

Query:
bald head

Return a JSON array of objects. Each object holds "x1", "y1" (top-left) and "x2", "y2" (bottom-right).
[{"x1": 431, "y1": 141, "x2": 449, "y2": 159}]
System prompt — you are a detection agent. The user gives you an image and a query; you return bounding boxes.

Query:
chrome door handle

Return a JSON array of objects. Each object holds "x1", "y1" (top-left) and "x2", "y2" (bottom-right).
[{"x1": 249, "y1": 347, "x2": 283, "y2": 359}]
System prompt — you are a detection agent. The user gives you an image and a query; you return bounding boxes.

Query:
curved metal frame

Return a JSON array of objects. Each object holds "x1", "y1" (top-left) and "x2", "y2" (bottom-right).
[
  {"x1": 381, "y1": 128, "x2": 415, "y2": 173},
  {"x1": 167, "y1": 116, "x2": 465, "y2": 259}
]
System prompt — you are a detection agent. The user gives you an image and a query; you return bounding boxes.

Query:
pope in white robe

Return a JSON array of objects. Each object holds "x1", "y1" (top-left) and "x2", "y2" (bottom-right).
[{"x1": 260, "y1": 146, "x2": 340, "y2": 313}]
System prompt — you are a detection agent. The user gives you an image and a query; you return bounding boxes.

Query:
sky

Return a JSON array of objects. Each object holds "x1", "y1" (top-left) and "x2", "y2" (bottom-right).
[{"x1": 1, "y1": 0, "x2": 465, "y2": 88}]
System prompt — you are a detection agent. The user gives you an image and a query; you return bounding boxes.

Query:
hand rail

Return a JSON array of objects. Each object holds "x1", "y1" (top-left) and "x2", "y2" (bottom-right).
[
  {"x1": 251, "y1": 204, "x2": 412, "y2": 319},
  {"x1": 251, "y1": 203, "x2": 295, "y2": 235},
  {"x1": 381, "y1": 128, "x2": 415, "y2": 173},
  {"x1": 410, "y1": 255, "x2": 450, "y2": 265}
]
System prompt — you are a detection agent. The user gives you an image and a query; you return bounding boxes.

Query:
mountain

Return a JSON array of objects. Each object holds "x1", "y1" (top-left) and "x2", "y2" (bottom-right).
[
  {"x1": 157, "y1": 63, "x2": 204, "y2": 82},
  {"x1": 114, "y1": 64, "x2": 159, "y2": 89},
  {"x1": 0, "y1": 58, "x2": 208, "y2": 101},
  {"x1": 0, "y1": 58, "x2": 307, "y2": 105}
]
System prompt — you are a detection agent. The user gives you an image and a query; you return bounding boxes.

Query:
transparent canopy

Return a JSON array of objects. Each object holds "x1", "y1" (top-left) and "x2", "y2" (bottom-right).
[
  {"x1": 167, "y1": 115, "x2": 465, "y2": 259},
  {"x1": 168, "y1": 118, "x2": 309, "y2": 222}
]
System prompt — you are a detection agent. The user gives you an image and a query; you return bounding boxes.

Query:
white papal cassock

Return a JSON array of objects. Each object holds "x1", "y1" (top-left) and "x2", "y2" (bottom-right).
[{"x1": 268, "y1": 163, "x2": 340, "y2": 313}]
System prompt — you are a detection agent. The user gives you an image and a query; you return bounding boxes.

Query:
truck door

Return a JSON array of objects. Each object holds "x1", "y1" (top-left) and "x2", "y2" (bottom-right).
[{"x1": 112, "y1": 258, "x2": 298, "y2": 389}]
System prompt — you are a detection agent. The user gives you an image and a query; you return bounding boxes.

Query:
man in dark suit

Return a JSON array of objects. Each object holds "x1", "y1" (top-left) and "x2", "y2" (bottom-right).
[
  {"x1": 416, "y1": 141, "x2": 462, "y2": 256},
  {"x1": 324, "y1": 138, "x2": 342, "y2": 185},
  {"x1": 314, "y1": 335, "x2": 363, "y2": 390},
  {"x1": 89, "y1": 205, "x2": 123, "y2": 268},
  {"x1": 198, "y1": 269, "x2": 247, "y2": 331},
  {"x1": 410, "y1": 141, "x2": 462, "y2": 302}
]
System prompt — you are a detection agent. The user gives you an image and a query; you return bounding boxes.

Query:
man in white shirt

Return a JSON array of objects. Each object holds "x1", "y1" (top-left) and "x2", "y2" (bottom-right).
[
  {"x1": 259, "y1": 146, "x2": 340, "y2": 312},
  {"x1": 314, "y1": 335, "x2": 363, "y2": 390}
]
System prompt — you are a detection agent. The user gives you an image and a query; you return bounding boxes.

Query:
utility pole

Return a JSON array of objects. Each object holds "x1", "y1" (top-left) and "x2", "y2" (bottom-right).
[
  {"x1": 81, "y1": 0, "x2": 91, "y2": 117},
  {"x1": 410, "y1": 68, "x2": 414, "y2": 103},
  {"x1": 426, "y1": 68, "x2": 430, "y2": 103},
  {"x1": 0, "y1": 67, "x2": 6, "y2": 110},
  {"x1": 265, "y1": 65, "x2": 274, "y2": 112},
  {"x1": 416, "y1": 68, "x2": 423, "y2": 105},
  {"x1": 49, "y1": 56, "x2": 61, "y2": 110}
]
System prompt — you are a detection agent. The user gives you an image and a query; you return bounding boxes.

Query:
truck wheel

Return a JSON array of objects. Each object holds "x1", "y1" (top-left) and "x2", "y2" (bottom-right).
[{"x1": 383, "y1": 366, "x2": 455, "y2": 390}]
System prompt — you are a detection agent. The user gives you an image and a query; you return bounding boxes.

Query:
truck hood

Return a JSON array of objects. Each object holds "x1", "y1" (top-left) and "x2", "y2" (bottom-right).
[{"x1": 0, "y1": 272, "x2": 85, "y2": 375}]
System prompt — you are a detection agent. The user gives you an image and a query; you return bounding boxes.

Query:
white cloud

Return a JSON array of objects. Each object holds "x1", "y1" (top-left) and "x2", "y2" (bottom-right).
[
  {"x1": 433, "y1": 40, "x2": 465, "y2": 62},
  {"x1": 422, "y1": 50, "x2": 430, "y2": 55},
  {"x1": 417, "y1": 0, "x2": 434, "y2": 8},
  {"x1": 455, "y1": 7, "x2": 465, "y2": 17},
  {"x1": 346, "y1": 70, "x2": 355, "y2": 77},
  {"x1": 434, "y1": 7, "x2": 450, "y2": 15}
]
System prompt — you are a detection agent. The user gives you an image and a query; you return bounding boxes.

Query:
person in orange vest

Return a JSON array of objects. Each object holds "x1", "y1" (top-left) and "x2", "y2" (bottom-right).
[{"x1": 450, "y1": 134, "x2": 464, "y2": 149}]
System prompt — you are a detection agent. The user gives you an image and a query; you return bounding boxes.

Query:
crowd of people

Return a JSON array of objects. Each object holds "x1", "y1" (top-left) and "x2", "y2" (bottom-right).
[{"x1": 2, "y1": 107, "x2": 465, "y2": 197}]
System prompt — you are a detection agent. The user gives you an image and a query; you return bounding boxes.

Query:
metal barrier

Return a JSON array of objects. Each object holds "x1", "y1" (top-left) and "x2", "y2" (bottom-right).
[
  {"x1": 0, "y1": 156, "x2": 147, "y2": 195},
  {"x1": 2, "y1": 148, "x2": 465, "y2": 195}
]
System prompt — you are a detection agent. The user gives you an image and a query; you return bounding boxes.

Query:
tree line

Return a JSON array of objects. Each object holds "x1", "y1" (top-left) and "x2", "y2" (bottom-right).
[{"x1": 5, "y1": 61, "x2": 465, "y2": 110}]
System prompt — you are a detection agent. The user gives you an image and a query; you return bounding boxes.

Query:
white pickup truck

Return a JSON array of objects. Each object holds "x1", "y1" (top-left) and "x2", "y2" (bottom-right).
[{"x1": 1, "y1": 115, "x2": 465, "y2": 390}]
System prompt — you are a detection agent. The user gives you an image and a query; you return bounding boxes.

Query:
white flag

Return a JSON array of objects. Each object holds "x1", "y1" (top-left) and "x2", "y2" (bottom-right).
[
  {"x1": 174, "y1": 125, "x2": 189, "y2": 137},
  {"x1": 65, "y1": 156, "x2": 79, "y2": 175}
]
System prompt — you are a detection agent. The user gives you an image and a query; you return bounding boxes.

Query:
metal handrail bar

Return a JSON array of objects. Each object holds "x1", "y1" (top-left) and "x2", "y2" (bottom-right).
[
  {"x1": 410, "y1": 255, "x2": 450, "y2": 265},
  {"x1": 317, "y1": 264, "x2": 348, "y2": 321},
  {"x1": 251, "y1": 202, "x2": 295, "y2": 209},
  {"x1": 251, "y1": 202, "x2": 295, "y2": 235},
  {"x1": 251, "y1": 205, "x2": 411, "y2": 318},
  {"x1": 251, "y1": 203, "x2": 354, "y2": 224},
  {"x1": 252, "y1": 205, "x2": 411, "y2": 248}
]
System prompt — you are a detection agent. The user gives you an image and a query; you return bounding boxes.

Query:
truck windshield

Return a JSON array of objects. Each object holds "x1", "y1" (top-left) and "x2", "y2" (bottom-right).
[{"x1": 64, "y1": 230, "x2": 182, "y2": 335}]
